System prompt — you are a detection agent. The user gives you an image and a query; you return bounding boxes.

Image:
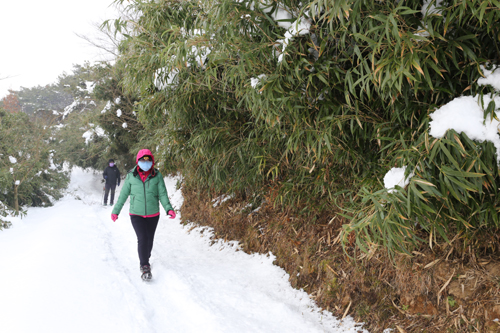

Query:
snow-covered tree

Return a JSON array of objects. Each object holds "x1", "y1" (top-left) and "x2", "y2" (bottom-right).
[
  {"x1": 54, "y1": 62, "x2": 142, "y2": 171},
  {"x1": 0, "y1": 109, "x2": 69, "y2": 219}
]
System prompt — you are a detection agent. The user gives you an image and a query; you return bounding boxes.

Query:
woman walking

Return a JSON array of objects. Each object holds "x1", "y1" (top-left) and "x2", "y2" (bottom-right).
[{"x1": 111, "y1": 149, "x2": 176, "y2": 281}]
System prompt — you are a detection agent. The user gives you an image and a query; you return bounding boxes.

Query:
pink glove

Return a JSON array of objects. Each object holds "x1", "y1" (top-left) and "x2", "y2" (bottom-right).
[
  {"x1": 167, "y1": 210, "x2": 176, "y2": 219},
  {"x1": 111, "y1": 214, "x2": 118, "y2": 222}
]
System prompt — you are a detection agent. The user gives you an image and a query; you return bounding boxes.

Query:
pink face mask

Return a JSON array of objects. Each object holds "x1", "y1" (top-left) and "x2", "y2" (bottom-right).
[{"x1": 109, "y1": 163, "x2": 114, "y2": 167}]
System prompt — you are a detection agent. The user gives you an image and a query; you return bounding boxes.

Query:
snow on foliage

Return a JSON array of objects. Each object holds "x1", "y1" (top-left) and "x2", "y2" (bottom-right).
[
  {"x1": 155, "y1": 29, "x2": 213, "y2": 90},
  {"x1": 8, "y1": 156, "x2": 17, "y2": 164},
  {"x1": 190, "y1": 45, "x2": 211, "y2": 69},
  {"x1": 421, "y1": 0, "x2": 444, "y2": 16},
  {"x1": 117, "y1": 109, "x2": 122, "y2": 117},
  {"x1": 416, "y1": 0, "x2": 444, "y2": 37},
  {"x1": 277, "y1": 17, "x2": 312, "y2": 63},
  {"x1": 427, "y1": 64, "x2": 500, "y2": 160},
  {"x1": 122, "y1": 122, "x2": 128, "y2": 128},
  {"x1": 185, "y1": 30, "x2": 211, "y2": 68},
  {"x1": 85, "y1": 81, "x2": 95, "y2": 93},
  {"x1": 383, "y1": 166, "x2": 414, "y2": 193},
  {"x1": 272, "y1": 8, "x2": 293, "y2": 29},
  {"x1": 253, "y1": 0, "x2": 295, "y2": 29},
  {"x1": 478, "y1": 66, "x2": 500, "y2": 91},
  {"x1": 212, "y1": 194, "x2": 233, "y2": 207},
  {"x1": 153, "y1": 7, "x2": 308, "y2": 90},
  {"x1": 429, "y1": 95, "x2": 500, "y2": 162},
  {"x1": 250, "y1": 74, "x2": 267, "y2": 90},
  {"x1": 101, "y1": 101, "x2": 113, "y2": 114},
  {"x1": 82, "y1": 125, "x2": 107, "y2": 144},
  {"x1": 63, "y1": 100, "x2": 80, "y2": 118},
  {"x1": 14, "y1": 180, "x2": 20, "y2": 186},
  {"x1": 154, "y1": 67, "x2": 179, "y2": 90},
  {"x1": 244, "y1": 1, "x2": 311, "y2": 64}
]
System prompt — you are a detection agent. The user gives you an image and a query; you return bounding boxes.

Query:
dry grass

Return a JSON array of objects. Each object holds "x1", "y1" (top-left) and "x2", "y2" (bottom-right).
[{"x1": 180, "y1": 186, "x2": 500, "y2": 332}]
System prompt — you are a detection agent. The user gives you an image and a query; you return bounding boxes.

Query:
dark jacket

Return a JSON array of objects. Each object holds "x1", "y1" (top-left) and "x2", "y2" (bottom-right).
[{"x1": 103, "y1": 165, "x2": 121, "y2": 186}]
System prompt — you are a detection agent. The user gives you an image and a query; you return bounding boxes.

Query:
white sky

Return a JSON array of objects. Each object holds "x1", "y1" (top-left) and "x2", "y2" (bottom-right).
[{"x1": 0, "y1": 0, "x2": 119, "y2": 99}]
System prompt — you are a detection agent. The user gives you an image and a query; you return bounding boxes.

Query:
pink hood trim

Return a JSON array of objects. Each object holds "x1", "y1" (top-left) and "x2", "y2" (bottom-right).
[{"x1": 136, "y1": 149, "x2": 155, "y2": 166}]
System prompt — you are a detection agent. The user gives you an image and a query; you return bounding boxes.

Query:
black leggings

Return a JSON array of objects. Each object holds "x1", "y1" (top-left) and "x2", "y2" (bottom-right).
[
  {"x1": 104, "y1": 184, "x2": 116, "y2": 204},
  {"x1": 130, "y1": 215, "x2": 160, "y2": 266}
]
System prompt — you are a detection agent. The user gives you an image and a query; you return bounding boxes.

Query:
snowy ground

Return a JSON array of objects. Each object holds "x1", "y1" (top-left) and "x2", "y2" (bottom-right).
[{"x1": 0, "y1": 168, "x2": 368, "y2": 333}]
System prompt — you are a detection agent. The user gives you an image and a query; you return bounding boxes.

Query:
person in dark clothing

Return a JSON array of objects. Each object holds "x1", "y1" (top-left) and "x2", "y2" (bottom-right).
[{"x1": 103, "y1": 159, "x2": 121, "y2": 206}]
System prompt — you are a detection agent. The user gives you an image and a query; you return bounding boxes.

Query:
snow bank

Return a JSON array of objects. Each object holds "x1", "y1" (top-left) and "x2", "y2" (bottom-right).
[{"x1": 0, "y1": 168, "x2": 368, "y2": 333}]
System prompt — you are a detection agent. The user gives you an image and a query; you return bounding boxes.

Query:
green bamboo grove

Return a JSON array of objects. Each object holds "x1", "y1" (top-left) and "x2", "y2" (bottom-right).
[{"x1": 109, "y1": 0, "x2": 500, "y2": 254}]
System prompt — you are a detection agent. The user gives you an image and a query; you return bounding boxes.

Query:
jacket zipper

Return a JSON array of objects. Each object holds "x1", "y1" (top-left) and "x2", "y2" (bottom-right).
[
  {"x1": 139, "y1": 171, "x2": 154, "y2": 215},
  {"x1": 143, "y1": 181, "x2": 147, "y2": 215}
]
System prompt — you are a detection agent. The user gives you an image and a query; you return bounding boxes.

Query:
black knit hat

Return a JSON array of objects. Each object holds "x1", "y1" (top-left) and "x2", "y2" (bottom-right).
[{"x1": 108, "y1": 159, "x2": 115, "y2": 163}]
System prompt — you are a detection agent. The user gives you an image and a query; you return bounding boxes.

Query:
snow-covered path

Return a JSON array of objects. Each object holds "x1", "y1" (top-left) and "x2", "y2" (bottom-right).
[{"x1": 0, "y1": 168, "x2": 367, "y2": 333}]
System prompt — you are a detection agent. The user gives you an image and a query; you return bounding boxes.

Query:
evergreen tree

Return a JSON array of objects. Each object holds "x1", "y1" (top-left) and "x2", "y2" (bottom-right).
[
  {"x1": 1, "y1": 91, "x2": 21, "y2": 113},
  {"x1": 55, "y1": 63, "x2": 142, "y2": 171},
  {"x1": 0, "y1": 108, "x2": 69, "y2": 223},
  {"x1": 16, "y1": 84, "x2": 73, "y2": 120}
]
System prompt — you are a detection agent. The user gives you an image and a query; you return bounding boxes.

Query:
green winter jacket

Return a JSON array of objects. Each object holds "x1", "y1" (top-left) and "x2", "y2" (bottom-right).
[{"x1": 112, "y1": 168, "x2": 173, "y2": 216}]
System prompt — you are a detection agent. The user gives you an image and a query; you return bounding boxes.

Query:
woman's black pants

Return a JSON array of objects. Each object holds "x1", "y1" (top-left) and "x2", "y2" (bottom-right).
[{"x1": 130, "y1": 215, "x2": 159, "y2": 266}]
